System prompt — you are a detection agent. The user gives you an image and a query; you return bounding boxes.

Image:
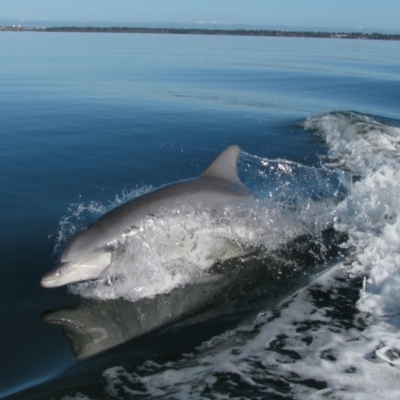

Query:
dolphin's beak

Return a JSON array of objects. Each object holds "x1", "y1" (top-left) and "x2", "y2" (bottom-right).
[{"x1": 41, "y1": 252, "x2": 112, "y2": 288}]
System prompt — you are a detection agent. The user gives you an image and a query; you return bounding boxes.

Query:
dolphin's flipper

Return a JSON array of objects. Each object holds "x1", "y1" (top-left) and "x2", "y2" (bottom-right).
[{"x1": 201, "y1": 145, "x2": 244, "y2": 187}]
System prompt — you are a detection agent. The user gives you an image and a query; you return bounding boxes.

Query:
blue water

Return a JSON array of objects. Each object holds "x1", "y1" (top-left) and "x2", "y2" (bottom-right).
[{"x1": 0, "y1": 32, "x2": 399, "y2": 398}]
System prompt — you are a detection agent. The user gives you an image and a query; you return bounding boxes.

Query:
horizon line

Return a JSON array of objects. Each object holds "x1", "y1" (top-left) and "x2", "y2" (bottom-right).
[
  {"x1": 1, "y1": 26, "x2": 400, "y2": 40},
  {"x1": 1, "y1": 19, "x2": 400, "y2": 35}
]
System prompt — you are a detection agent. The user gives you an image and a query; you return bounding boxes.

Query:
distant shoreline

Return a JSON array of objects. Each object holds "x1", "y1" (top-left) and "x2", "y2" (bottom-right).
[{"x1": 1, "y1": 26, "x2": 400, "y2": 41}]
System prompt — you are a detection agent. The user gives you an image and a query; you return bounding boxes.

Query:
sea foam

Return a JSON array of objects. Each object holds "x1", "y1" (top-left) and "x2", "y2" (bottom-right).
[{"x1": 303, "y1": 111, "x2": 400, "y2": 316}]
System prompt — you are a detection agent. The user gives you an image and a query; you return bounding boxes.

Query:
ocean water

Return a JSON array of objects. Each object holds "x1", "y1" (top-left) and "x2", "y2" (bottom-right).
[{"x1": 0, "y1": 32, "x2": 400, "y2": 399}]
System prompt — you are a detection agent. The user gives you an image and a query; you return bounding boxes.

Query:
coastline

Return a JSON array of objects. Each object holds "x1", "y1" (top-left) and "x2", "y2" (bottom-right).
[{"x1": 1, "y1": 26, "x2": 400, "y2": 41}]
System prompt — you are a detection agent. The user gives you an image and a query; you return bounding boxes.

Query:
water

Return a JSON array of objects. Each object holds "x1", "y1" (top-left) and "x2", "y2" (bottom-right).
[{"x1": 0, "y1": 32, "x2": 400, "y2": 399}]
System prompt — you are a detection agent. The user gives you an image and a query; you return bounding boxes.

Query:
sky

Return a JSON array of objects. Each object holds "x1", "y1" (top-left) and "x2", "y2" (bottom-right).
[{"x1": 1, "y1": 0, "x2": 400, "y2": 31}]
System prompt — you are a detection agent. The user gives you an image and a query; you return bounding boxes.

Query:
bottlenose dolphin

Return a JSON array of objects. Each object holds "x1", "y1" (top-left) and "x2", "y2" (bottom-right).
[{"x1": 41, "y1": 145, "x2": 252, "y2": 288}]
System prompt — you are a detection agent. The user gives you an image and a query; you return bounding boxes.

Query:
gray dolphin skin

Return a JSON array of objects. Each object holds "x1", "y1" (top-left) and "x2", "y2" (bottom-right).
[{"x1": 41, "y1": 145, "x2": 252, "y2": 288}]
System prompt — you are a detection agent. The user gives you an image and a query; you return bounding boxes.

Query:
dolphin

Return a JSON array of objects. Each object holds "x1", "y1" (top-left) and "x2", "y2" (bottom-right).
[{"x1": 41, "y1": 145, "x2": 252, "y2": 288}]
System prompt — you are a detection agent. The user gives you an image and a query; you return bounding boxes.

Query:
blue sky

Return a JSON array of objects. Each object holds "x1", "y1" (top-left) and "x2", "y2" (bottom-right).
[{"x1": 1, "y1": 0, "x2": 399, "y2": 31}]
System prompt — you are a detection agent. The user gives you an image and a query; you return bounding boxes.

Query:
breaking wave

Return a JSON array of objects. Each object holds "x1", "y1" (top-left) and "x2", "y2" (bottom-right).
[{"x1": 303, "y1": 111, "x2": 400, "y2": 316}]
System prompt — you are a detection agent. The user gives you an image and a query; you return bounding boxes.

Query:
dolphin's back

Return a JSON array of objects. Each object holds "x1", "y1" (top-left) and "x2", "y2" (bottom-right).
[
  {"x1": 94, "y1": 173, "x2": 251, "y2": 243},
  {"x1": 95, "y1": 144, "x2": 250, "y2": 233}
]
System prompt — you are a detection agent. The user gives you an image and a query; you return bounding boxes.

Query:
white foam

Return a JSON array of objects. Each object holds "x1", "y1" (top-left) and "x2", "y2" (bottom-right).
[
  {"x1": 303, "y1": 111, "x2": 400, "y2": 316},
  {"x1": 101, "y1": 268, "x2": 400, "y2": 399},
  {"x1": 68, "y1": 201, "x2": 310, "y2": 301}
]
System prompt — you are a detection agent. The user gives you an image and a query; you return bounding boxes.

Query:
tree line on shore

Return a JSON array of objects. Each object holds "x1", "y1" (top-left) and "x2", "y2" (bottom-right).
[{"x1": 2, "y1": 26, "x2": 400, "y2": 40}]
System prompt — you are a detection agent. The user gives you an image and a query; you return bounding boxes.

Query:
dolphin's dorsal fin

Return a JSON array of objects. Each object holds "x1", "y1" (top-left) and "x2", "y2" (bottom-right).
[{"x1": 202, "y1": 145, "x2": 244, "y2": 186}]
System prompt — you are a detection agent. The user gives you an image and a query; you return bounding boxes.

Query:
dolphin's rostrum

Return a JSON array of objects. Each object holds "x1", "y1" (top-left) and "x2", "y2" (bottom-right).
[{"x1": 41, "y1": 145, "x2": 252, "y2": 288}]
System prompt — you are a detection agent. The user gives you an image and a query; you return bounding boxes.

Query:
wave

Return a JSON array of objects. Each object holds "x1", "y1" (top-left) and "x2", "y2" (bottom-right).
[{"x1": 303, "y1": 111, "x2": 400, "y2": 316}]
